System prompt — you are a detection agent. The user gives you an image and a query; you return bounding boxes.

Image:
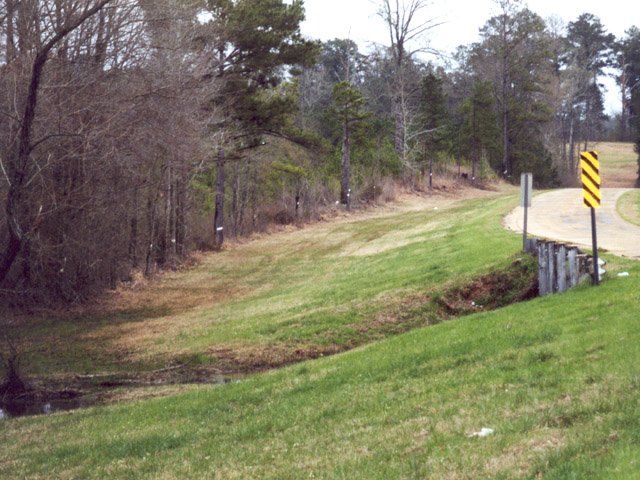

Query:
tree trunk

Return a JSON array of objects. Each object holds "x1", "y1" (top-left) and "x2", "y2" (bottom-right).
[
  {"x1": 500, "y1": 23, "x2": 509, "y2": 178},
  {"x1": 340, "y1": 122, "x2": 351, "y2": 209},
  {"x1": 0, "y1": 232, "x2": 22, "y2": 286},
  {"x1": 231, "y1": 164, "x2": 240, "y2": 237},
  {"x1": 175, "y1": 178, "x2": 186, "y2": 257},
  {"x1": 144, "y1": 190, "x2": 158, "y2": 277},
  {"x1": 394, "y1": 94, "x2": 405, "y2": 159},
  {"x1": 569, "y1": 113, "x2": 576, "y2": 176},
  {"x1": 214, "y1": 148, "x2": 225, "y2": 249},
  {"x1": 472, "y1": 98, "x2": 478, "y2": 182},
  {"x1": 6, "y1": 0, "x2": 16, "y2": 61},
  {"x1": 129, "y1": 188, "x2": 139, "y2": 268},
  {"x1": 619, "y1": 56, "x2": 629, "y2": 141},
  {"x1": 164, "y1": 161, "x2": 174, "y2": 258},
  {"x1": 501, "y1": 93, "x2": 509, "y2": 177}
]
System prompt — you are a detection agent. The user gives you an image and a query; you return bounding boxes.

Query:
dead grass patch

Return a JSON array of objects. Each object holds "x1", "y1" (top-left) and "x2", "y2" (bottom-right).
[
  {"x1": 354, "y1": 292, "x2": 435, "y2": 335},
  {"x1": 592, "y1": 142, "x2": 637, "y2": 188},
  {"x1": 208, "y1": 342, "x2": 345, "y2": 373},
  {"x1": 485, "y1": 429, "x2": 565, "y2": 478}
]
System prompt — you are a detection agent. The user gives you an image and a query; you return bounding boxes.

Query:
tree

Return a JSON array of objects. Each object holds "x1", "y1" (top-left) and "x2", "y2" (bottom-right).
[
  {"x1": 298, "y1": 39, "x2": 367, "y2": 136},
  {"x1": 331, "y1": 81, "x2": 369, "y2": 209},
  {"x1": 0, "y1": 0, "x2": 114, "y2": 286},
  {"x1": 471, "y1": 1, "x2": 555, "y2": 182},
  {"x1": 198, "y1": 0, "x2": 317, "y2": 248},
  {"x1": 614, "y1": 28, "x2": 640, "y2": 143},
  {"x1": 414, "y1": 70, "x2": 448, "y2": 189},
  {"x1": 614, "y1": 28, "x2": 640, "y2": 178},
  {"x1": 0, "y1": 0, "x2": 209, "y2": 303},
  {"x1": 565, "y1": 13, "x2": 614, "y2": 149},
  {"x1": 378, "y1": 0, "x2": 440, "y2": 161},
  {"x1": 458, "y1": 80, "x2": 501, "y2": 181}
]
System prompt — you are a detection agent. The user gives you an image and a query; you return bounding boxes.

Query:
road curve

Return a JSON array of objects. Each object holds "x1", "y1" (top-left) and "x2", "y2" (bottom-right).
[{"x1": 504, "y1": 188, "x2": 640, "y2": 259}]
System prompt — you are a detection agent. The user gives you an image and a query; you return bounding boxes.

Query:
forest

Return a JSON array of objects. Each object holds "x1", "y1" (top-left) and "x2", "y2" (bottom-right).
[{"x1": 1, "y1": 0, "x2": 639, "y2": 306}]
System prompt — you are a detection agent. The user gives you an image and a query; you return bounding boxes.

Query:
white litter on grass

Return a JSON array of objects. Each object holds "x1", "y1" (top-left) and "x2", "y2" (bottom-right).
[
  {"x1": 468, "y1": 427, "x2": 494, "y2": 438},
  {"x1": 598, "y1": 258, "x2": 606, "y2": 267},
  {"x1": 618, "y1": 272, "x2": 630, "y2": 277}
]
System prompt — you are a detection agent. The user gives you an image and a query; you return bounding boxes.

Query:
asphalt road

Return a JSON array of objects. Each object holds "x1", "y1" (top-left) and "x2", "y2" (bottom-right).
[{"x1": 504, "y1": 188, "x2": 640, "y2": 259}]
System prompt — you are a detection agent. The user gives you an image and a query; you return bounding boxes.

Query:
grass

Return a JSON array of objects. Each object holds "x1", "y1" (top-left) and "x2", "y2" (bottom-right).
[
  {"x1": 617, "y1": 189, "x2": 640, "y2": 226},
  {"x1": 593, "y1": 142, "x2": 637, "y2": 187},
  {"x1": 4, "y1": 189, "x2": 524, "y2": 378},
  {"x1": 1, "y1": 253, "x2": 639, "y2": 478}
]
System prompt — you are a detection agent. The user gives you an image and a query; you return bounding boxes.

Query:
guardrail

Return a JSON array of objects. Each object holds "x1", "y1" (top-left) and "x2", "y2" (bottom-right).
[{"x1": 525, "y1": 238, "x2": 599, "y2": 296}]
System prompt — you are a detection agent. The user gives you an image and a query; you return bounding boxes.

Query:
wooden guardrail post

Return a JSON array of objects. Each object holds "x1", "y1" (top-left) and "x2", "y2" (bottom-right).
[
  {"x1": 557, "y1": 244, "x2": 567, "y2": 293},
  {"x1": 532, "y1": 238, "x2": 595, "y2": 297},
  {"x1": 567, "y1": 247, "x2": 579, "y2": 288},
  {"x1": 538, "y1": 241, "x2": 549, "y2": 296},
  {"x1": 547, "y1": 242, "x2": 556, "y2": 294}
]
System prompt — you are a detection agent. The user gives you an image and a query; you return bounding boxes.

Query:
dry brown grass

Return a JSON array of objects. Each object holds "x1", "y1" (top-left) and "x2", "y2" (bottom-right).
[
  {"x1": 593, "y1": 142, "x2": 637, "y2": 188},
  {"x1": 484, "y1": 429, "x2": 565, "y2": 478}
]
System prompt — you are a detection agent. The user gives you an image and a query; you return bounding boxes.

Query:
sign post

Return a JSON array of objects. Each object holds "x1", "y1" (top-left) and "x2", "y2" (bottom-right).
[
  {"x1": 520, "y1": 173, "x2": 532, "y2": 251},
  {"x1": 580, "y1": 151, "x2": 601, "y2": 286}
]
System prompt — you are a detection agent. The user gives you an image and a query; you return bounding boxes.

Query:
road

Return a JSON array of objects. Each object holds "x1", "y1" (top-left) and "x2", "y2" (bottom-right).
[{"x1": 504, "y1": 188, "x2": 640, "y2": 259}]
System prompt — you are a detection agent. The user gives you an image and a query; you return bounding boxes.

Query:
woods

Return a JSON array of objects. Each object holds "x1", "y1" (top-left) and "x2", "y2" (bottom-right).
[{"x1": 0, "y1": 0, "x2": 638, "y2": 306}]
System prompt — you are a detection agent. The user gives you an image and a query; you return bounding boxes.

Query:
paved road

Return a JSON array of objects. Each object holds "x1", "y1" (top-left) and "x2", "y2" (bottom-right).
[{"x1": 504, "y1": 188, "x2": 640, "y2": 259}]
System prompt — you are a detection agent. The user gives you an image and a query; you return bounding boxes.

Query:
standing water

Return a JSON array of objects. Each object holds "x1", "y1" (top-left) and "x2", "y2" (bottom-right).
[{"x1": 0, "y1": 397, "x2": 83, "y2": 420}]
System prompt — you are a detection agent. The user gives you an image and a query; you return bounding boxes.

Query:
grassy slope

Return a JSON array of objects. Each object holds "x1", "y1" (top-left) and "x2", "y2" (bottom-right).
[
  {"x1": 617, "y1": 189, "x2": 640, "y2": 226},
  {"x1": 2, "y1": 187, "x2": 640, "y2": 478},
  {"x1": 2, "y1": 257, "x2": 639, "y2": 478},
  {"x1": 6, "y1": 192, "x2": 523, "y2": 377},
  {"x1": 593, "y1": 142, "x2": 637, "y2": 188}
]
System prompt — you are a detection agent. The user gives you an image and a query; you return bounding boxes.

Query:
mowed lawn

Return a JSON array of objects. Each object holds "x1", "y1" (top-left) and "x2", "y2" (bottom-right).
[
  {"x1": 594, "y1": 141, "x2": 637, "y2": 188},
  {"x1": 2, "y1": 215, "x2": 640, "y2": 478}
]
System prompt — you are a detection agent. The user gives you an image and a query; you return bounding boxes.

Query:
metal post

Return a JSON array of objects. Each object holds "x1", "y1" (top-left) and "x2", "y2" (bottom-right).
[{"x1": 591, "y1": 207, "x2": 600, "y2": 286}]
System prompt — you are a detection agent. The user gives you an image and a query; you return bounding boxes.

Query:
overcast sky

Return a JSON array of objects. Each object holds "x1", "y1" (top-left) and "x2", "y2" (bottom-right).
[{"x1": 300, "y1": 0, "x2": 638, "y2": 113}]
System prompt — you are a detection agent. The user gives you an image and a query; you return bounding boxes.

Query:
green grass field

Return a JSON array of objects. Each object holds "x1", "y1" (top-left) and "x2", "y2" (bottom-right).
[{"x1": 2, "y1": 143, "x2": 640, "y2": 478}]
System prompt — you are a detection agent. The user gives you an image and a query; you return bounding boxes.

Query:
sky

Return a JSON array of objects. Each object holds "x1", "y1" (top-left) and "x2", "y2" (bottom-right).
[{"x1": 300, "y1": 0, "x2": 639, "y2": 114}]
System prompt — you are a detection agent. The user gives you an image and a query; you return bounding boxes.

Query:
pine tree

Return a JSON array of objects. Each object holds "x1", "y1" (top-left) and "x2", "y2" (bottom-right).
[
  {"x1": 331, "y1": 81, "x2": 370, "y2": 208},
  {"x1": 472, "y1": 3, "x2": 555, "y2": 183},
  {"x1": 565, "y1": 13, "x2": 614, "y2": 149},
  {"x1": 415, "y1": 72, "x2": 449, "y2": 188},
  {"x1": 199, "y1": 0, "x2": 318, "y2": 247},
  {"x1": 458, "y1": 80, "x2": 501, "y2": 181}
]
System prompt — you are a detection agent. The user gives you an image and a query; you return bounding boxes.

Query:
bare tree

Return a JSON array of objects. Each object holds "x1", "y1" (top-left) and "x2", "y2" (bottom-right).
[
  {"x1": 0, "y1": 0, "x2": 209, "y2": 303},
  {"x1": 0, "y1": 0, "x2": 114, "y2": 285},
  {"x1": 378, "y1": 0, "x2": 441, "y2": 161}
]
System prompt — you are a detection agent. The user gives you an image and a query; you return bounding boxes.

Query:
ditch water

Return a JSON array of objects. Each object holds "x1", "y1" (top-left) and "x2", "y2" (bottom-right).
[
  {"x1": 0, "y1": 375, "x2": 238, "y2": 421},
  {"x1": 0, "y1": 397, "x2": 83, "y2": 420}
]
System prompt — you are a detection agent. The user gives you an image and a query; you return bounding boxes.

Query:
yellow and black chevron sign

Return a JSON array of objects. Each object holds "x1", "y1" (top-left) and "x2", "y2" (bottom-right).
[{"x1": 581, "y1": 151, "x2": 601, "y2": 208}]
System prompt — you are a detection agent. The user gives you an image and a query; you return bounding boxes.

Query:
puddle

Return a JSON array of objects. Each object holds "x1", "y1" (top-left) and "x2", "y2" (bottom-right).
[
  {"x1": 210, "y1": 374, "x2": 239, "y2": 385},
  {"x1": 0, "y1": 397, "x2": 83, "y2": 420},
  {"x1": 0, "y1": 375, "x2": 239, "y2": 421}
]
